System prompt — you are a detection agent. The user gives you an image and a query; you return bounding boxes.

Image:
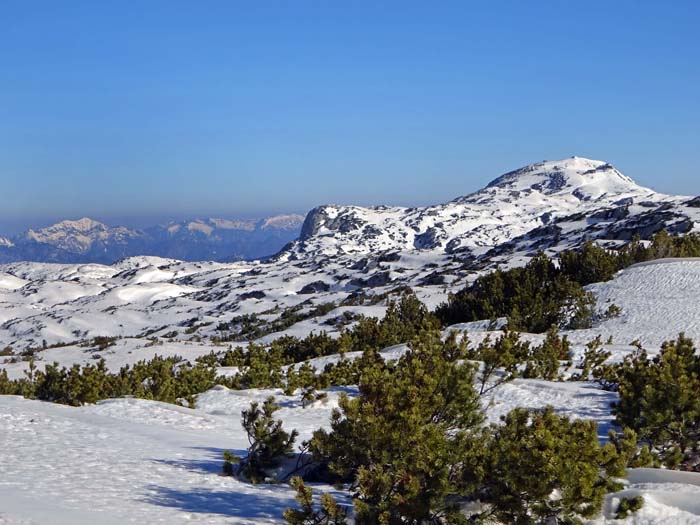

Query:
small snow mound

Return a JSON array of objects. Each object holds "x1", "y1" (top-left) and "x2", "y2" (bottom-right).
[
  {"x1": 113, "y1": 283, "x2": 196, "y2": 303},
  {"x1": 598, "y1": 469, "x2": 700, "y2": 523},
  {"x1": 307, "y1": 396, "x2": 334, "y2": 409},
  {"x1": 0, "y1": 272, "x2": 28, "y2": 290}
]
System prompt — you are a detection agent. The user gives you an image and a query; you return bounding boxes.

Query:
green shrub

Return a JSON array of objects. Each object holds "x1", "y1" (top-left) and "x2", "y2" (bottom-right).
[
  {"x1": 236, "y1": 343, "x2": 285, "y2": 389},
  {"x1": 0, "y1": 355, "x2": 218, "y2": 407},
  {"x1": 522, "y1": 326, "x2": 570, "y2": 380},
  {"x1": 283, "y1": 477, "x2": 348, "y2": 525},
  {"x1": 480, "y1": 407, "x2": 635, "y2": 525},
  {"x1": 605, "y1": 334, "x2": 700, "y2": 470},
  {"x1": 559, "y1": 241, "x2": 620, "y2": 285},
  {"x1": 469, "y1": 330, "x2": 530, "y2": 395},
  {"x1": 570, "y1": 335, "x2": 611, "y2": 381},
  {"x1": 224, "y1": 396, "x2": 299, "y2": 484},
  {"x1": 435, "y1": 252, "x2": 595, "y2": 332},
  {"x1": 309, "y1": 328, "x2": 486, "y2": 523},
  {"x1": 615, "y1": 496, "x2": 644, "y2": 519}
]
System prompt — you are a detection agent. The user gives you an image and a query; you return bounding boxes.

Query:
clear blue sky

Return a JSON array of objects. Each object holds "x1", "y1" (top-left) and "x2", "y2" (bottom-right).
[{"x1": 1, "y1": 0, "x2": 698, "y2": 233}]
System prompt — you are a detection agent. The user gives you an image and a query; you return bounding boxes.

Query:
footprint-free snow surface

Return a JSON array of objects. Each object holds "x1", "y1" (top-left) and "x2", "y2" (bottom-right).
[{"x1": 0, "y1": 390, "x2": 342, "y2": 524}]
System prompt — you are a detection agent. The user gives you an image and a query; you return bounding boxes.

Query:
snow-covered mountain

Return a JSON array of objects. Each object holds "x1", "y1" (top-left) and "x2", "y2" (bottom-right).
[
  {"x1": 144, "y1": 215, "x2": 304, "y2": 261},
  {"x1": 18, "y1": 218, "x2": 148, "y2": 262},
  {"x1": 24, "y1": 217, "x2": 142, "y2": 253},
  {"x1": 0, "y1": 214, "x2": 305, "y2": 264},
  {"x1": 0, "y1": 157, "x2": 698, "y2": 351},
  {"x1": 288, "y1": 157, "x2": 695, "y2": 261}
]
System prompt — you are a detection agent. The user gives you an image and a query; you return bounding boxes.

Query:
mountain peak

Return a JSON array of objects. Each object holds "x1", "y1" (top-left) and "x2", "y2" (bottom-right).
[
  {"x1": 24, "y1": 217, "x2": 112, "y2": 238},
  {"x1": 260, "y1": 213, "x2": 306, "y2": 230},
  {"x1": 476, "y1": 156, "x2": 643, "y2": 202},
  {"x1": 49, "y1": 217, "x2": 108, "y2": 232},
  {"x1": 22, "y1": 218, "x2": 141, "y2": 255}
]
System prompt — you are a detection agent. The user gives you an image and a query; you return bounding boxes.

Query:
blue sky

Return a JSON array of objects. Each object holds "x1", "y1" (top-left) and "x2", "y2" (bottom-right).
[{"x1": 1, "y1": 1, "x2": 698, "y2": 233}]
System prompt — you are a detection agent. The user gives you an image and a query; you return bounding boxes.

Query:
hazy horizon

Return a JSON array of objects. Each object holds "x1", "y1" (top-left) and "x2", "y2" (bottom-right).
[
  {"x1": 1, "y1": 152, "x2": 697, "y2": 236},
  {"x1": 0, "y1": 210, "x2": 310, "y2": 236},
  {"x1": 2, "y1": 1, "x2": 699, "y2": 230}
]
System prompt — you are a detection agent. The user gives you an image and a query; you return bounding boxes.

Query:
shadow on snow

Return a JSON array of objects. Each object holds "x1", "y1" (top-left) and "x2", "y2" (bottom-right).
[
  {"x1": 151, "y1": 446, "x2": 247, "y2": 475},
  {"x1": 142, "y1": 484, "x2": 294, "y2": 519},
  {"x1": 143, "y1": 446, "x2": 294, "y2": 518}
]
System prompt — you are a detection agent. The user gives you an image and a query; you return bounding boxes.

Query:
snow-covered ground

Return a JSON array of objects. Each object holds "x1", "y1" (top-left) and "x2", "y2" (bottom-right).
[
  {"x1": 3, "y1": 159, "x2": 700, "y2": 523},
  {"x1": 0, "y1": 392, "x2": 318, "y2": 525},
  {"x1": 3, "y1": 262, "x2": 700, "y2": 523},
  {"x1": 2, "y1": 383, "x2": 699, "y2": 524},
  {"x1": 573, "y1": 259, "x2": 700, "y2": 349}
]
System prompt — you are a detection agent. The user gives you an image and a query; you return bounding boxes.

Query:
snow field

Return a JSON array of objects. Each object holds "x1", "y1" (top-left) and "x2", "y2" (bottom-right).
[{"x1": 3, "y1": 228, "x2": 700, "y2": 521}]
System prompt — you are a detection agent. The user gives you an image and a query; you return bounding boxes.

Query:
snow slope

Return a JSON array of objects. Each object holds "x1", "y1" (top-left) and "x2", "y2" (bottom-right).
[
  {"x1": 571, "y1": 259, "x2": 700, "y2": 348},
  {"x1": 0, "y1": 394, "x2": 299, "y2": 524}
]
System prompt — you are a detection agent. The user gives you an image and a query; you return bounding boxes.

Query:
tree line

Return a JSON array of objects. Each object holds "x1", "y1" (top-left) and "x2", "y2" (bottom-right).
[{"x1": 435, "y1": 230, "x2": 700, "y2": 332}]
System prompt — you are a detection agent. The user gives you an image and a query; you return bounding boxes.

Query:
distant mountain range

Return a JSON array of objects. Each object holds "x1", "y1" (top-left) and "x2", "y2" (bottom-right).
[{"x1": 0, "y1": 215, "x2": 304, "y2": 264}]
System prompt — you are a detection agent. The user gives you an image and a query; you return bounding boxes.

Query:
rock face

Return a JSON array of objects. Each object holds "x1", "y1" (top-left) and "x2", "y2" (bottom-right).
[
  {"x1": 299, "y1": 206, "x2": 365, "y2": 241},
  {"x1": 0, "y1": 215, "x2": 304, "y2": 264}
]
